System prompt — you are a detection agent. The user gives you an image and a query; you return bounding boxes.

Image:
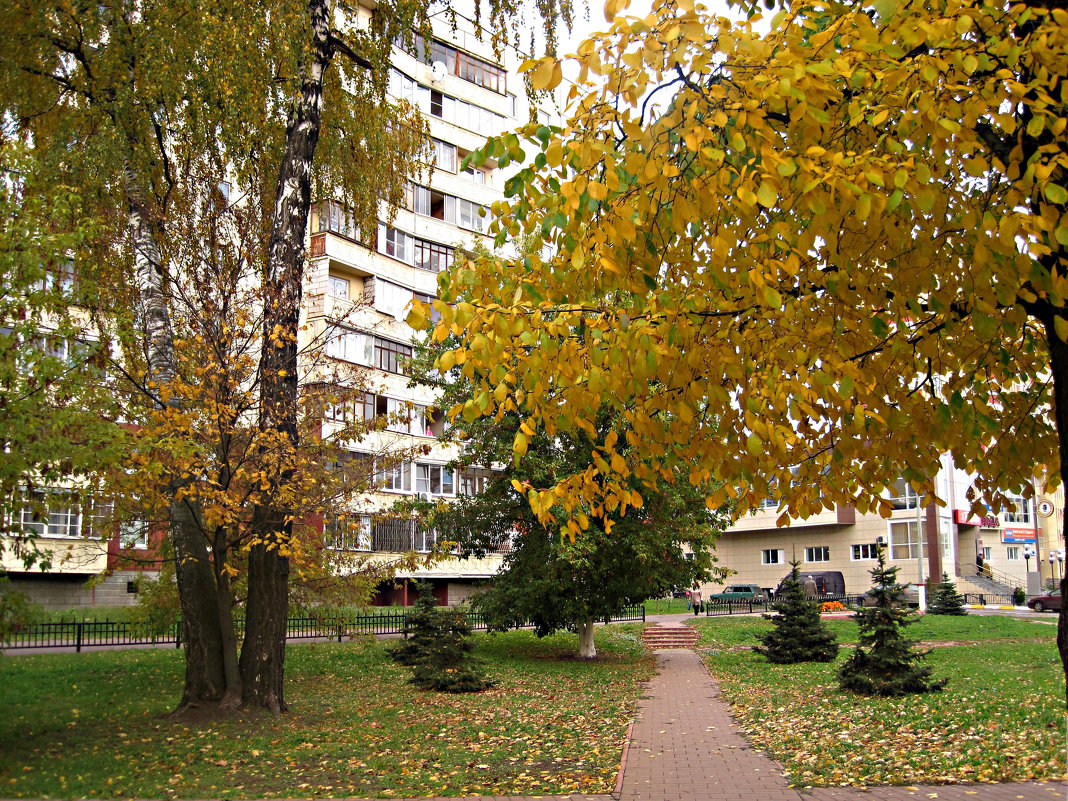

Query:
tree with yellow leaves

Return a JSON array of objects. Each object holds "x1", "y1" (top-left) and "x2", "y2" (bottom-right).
[{"x1": 418, "y1": 0, "x2": 1068, "y2": 697}]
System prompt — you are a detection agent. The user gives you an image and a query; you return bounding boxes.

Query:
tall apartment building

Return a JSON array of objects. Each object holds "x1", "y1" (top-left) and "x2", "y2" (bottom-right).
[
  {"x1": 302, "y1": 12, "x2": 531, "y2": 606},
  {"x1": 705, "y1": 456, "x2": 1054, "y2": 600}
]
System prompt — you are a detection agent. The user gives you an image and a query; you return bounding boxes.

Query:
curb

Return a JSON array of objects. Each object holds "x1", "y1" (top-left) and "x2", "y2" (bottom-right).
[{"x1": 613, "y1": 721, "x2": 633, "y2": 798}]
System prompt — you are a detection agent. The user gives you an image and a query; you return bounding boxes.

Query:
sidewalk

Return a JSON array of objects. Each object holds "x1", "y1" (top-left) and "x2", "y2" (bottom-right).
[{"x1": 621, "y1": 646, "x2": 1061, "y2": 801}]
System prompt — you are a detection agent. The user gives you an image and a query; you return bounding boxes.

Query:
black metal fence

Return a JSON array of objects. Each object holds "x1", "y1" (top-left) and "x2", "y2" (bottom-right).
[
  {"x1": 702, "y1": 594, "x2": 865, "y2": 617},
  {"x1": 699, "y1": 591, "x2": 1020, "y2": 617},
  {"x1": 2, "y1": 604, "x2": 646, "y2": 653}
]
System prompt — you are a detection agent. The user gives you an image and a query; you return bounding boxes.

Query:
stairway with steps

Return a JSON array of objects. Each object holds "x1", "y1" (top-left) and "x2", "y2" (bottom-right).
[{"x1": 642, "y1": 624, "x2": 699, "y2": 649}]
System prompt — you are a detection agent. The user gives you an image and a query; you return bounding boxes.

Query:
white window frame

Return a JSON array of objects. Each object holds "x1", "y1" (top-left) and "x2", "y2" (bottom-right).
[
  {"x1": 416, "y1": 463, "x2": 456, "y2": 497},
  {"x1": 377, "y1": 460, "x2": 413, "y2": 494},
  {"x1": 119, "y1": 520, "x2": 150, "y2": 550},
  {"x1": 804, "y1": 546, "x2": 830, "y2": 563},
  {"x1": 888, "y1": 520, "x2": 927, "y2": 561},
  {"x1": 1003, "y1": 493, "x2": 1032, "y2": 525},
  {"x1": 851, "y1": 543, "x2": 879, "y2": 561},
  {"x1": 888, "y1": 477, "x2": 923, "y2": 510},
  {"x1": 761, "y1": 548, "x2": 785, "y2": 566},
  {"x1": 1006, "y1": 546, "x2": 1021, "y2": 561},
  {"x1": 17, "y1": 490, "x2": 82, "y2": 539},
  {"x1": 325, "y1": 327, "x2": 374, "y2": 366},
  {"x1": 328, "y1": 276, "x2": 350, "y2": 300},
  {"x1": 433, "y1": 139, "x2": 457, "y2": 172}
]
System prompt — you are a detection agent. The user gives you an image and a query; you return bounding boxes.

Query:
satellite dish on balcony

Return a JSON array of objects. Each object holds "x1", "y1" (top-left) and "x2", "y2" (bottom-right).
[{"x1": 431, "y1": 60, "x2": 447, "y2": 82}]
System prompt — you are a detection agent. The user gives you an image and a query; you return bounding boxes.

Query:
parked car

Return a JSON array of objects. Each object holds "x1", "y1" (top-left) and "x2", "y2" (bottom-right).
[
  {"x1": 861, "y1": 583, "x2": 921, "y2": 607},
  {"x1": 1027, "y1": 593, "x2": 1062, "y2": 613},
  {"x1": 708, "y1": 584, "x2": 767, "y2": 603},
  {"x1": 774, "y1": 570, "x2": 845, "y2": 598}
]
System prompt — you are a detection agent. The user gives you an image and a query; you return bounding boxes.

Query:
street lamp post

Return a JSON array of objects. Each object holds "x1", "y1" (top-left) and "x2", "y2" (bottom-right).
[
  {"x1": 1058, "y1": 550, "x2": 1065, "y2": 583},
  {"x1": 1024, "y1": 544, "x2": 1034, "y2": 573},
  {"x1": 1049, "y1": 552, "x2": 1057, "y2": 586}
]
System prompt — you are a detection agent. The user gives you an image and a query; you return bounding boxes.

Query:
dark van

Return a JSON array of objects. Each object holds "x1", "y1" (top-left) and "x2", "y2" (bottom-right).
[{"x1": 775, "y1": 570, "x2": 845, "y2": 598}]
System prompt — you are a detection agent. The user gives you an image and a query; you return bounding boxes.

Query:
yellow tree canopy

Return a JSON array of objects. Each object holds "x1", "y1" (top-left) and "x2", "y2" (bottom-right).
[{"x1": 412, "y1": 0, "x2": 1068, "y2": 539}]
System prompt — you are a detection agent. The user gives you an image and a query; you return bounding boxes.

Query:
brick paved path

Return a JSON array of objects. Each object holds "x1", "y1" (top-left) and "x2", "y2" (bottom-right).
[{"x1": 620, "y1": 641, "x2": 1062, "y2": 801}]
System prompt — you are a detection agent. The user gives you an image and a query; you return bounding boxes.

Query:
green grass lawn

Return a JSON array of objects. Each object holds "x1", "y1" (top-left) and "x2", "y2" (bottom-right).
[
  {"x1": 0, "y1": 627, "x2": 654, "y2": 799},
  {"x1": 692, "y1": 613, "x2": 1064, "y2": 787},
  {"x1": 642, "y1": 596, "x2": 692, "y2": 615}
]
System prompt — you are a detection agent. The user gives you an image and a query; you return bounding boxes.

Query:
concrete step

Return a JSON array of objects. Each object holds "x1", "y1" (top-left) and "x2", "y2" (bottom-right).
[{"x1": 642, "y1": 625, "x2": 699, "y2": 649}]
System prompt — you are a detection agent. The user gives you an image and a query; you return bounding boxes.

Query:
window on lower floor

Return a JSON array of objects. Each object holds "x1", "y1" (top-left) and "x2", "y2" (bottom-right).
[
  {"x1": 326, "y1": 515, "x2": 372, "y2": 551},
  {"x1": 1006, "y1": 546, "x2": 1021, "y2": 561},
  {"x1": 851, "y1": 543, "x2": 879, "y2": 560},
  {"x1": 761, "y1": 548, "x2": 784, "y2": 565},
  {"x1": 119, "y1": 520, "x2": 150, "y2": 550},
  {"x1": 805, "y1": 546, "x2": 830, "y2": 563}
]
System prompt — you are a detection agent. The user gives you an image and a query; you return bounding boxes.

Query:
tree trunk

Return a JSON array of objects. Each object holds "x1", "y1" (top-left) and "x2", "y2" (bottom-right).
[
  {"x1": 1039, "y1": 310, "x2": 1068, "y2": 708},
  {"x1": 212, "y1": 531, "x2": 242, "y2": 709},
  {"x1": 577, "y1": 619, "x2": 597, "y2": 659},
  {"x1": 128, "y1": 181, "x2": 229, "y2": 709},
  {"x1": 240, "y1": 0, "x2": 334, "y2": 713},
  {"x1": 1044, "y1": 318, "x2": 1068, "y2": 709}
]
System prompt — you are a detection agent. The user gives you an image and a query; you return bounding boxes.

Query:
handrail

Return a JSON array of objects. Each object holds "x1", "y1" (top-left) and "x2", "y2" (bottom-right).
[{"x1": 961, "y1": 563, "x2": 1021, "y2": 591}]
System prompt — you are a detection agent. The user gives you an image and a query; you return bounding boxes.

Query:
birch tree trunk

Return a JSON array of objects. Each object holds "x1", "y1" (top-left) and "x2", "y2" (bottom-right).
[
  {"x1": 240, "y1": 0, "x2": 334, "y2": 713},
  {"x1": 576, "y1": 619, "x2": 597, "y2": 659},
  {"x1": 127, "y1": 180, "x2": 234, "y2": 709}
]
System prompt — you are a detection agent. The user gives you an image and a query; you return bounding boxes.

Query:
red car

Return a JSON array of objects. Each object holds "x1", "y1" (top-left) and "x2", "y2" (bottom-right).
[{"x1": 1027, "y1": 593, "x2": 1062, "y2": 612}]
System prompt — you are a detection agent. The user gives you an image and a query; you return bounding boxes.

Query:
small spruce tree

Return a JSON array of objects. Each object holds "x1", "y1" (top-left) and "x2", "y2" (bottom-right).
[
  {"x1": 753, "y1": 561, "x2": 839, "y2": 663},
  {"x1": 390, "y1": 581, "x2": 493, "y2": 693},
  {"x1": 927, "y1": 572, "x2": 968, "y2": 616},
  {"x1": 838, "y1": 548, "x2": 947, "y2": 696}
]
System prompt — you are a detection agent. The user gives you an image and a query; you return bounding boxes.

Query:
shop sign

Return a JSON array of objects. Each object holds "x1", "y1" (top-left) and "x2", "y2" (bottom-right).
[{"x1": 1002, "y1": 527, "x2": 1037, "y2": 543}]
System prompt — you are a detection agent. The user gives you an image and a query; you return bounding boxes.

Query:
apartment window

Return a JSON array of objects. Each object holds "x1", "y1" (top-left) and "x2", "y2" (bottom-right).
[
  {"x1": 17, "y1": 491, "x2": 81, "y2": 539},
  {"x1": 119, "y1": 520, "x2": 150, "y2": 550},
  {"x1": 325, "y1": 328, "x2": 374, "y2": 366},
  {"x1": 1003, "y1": 493, "x2": 1032, "y2": 524},
  {"x1": 851, "y1": 543, "x2": 879, "y2": 560},
  {"x1": 888, "y1": 477, "x2": 922, "y2": 510},
  {"x1": 317, "y1": 201, "x2": 360, "y2": 241},
  {"x1": 413, "y1": 292, "x2": 443, "y2": 324},
  {"x1": 888, "y1": 520, "x2": 927, "y2": 561},
  {"x1": 375, "y1": 337, "x2": 412, "y2": 374},
  {"x1": 413, "y1": 239, "x2": 453, "y2": 273},
  {"x1": 324, "y1": 397, "x2": 350, "y2": 422},
  {"x1": 1007, "y1": 546, "x2": 1021, "y2": 561},
  {"x1": 383, "y1": 227, "x2": 411, "y2": 263},
  {"x1": 982, "y1": 546, "x2": 992, "y2": 561},
  {"x1": 457, "y1": 198, "x2": 484, "y2": 232},
  {"x1": 327, "y1": 515, "x2": 372, "y2": 551},
  {"x1": 356, "y1": 391, "x2": 376, "y2": 422},
  {"x1": 433, "y1": 139, "x2": 457, "y2": 172},
  {"x1": 805, "y1": 546, "x2": 830, "y2": 563},
  {"x1": 416, "y1": 464, "x2": 455, "y2": 496},
  {"x1": 377, "y1": 460, "x2": 413, "y2": 493},
  {"x1": 385, "y1": 398, "x2": 425, "y2": 435},
  {"x1": 461, "y1": 164, "x2": 485, "y2": 184},
  {"x1": 761, "y1": 548, "x2": 784, "y2": 565},
  {"x1": 460, "y1": 468, "x2": 493, "y2": 495},
  {"x1": 761, "y1": 497, "x2": 779, "y2": 510},
  {"x1": 374, "y1": 278, "x2": 414, "y2": 320},
  {"x1": 328, "y1": 276, "x2": 350, "y2": 300},
  {"x1": 408, "y1": 35, "x2": 505, "y2": 94}
]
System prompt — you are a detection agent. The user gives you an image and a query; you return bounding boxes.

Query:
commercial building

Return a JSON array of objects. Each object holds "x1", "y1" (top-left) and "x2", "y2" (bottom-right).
[{"x1": 706, "y1": 456, "x2": 1055, "y2": 601}]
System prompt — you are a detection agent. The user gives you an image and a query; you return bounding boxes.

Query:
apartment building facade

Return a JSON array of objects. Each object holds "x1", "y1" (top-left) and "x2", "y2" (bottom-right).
[{"x1": 302, "y1": 12, "x2": 530, "y2": 606}]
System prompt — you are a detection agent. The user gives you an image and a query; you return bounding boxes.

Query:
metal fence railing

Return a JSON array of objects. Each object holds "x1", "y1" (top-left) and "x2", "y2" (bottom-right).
[
  {"x1": 2, "y1": 604, "x2": 646, "y2": 653},
  {"x1": 702, "y1": 594, "x2": 866, "y2": 617}
]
